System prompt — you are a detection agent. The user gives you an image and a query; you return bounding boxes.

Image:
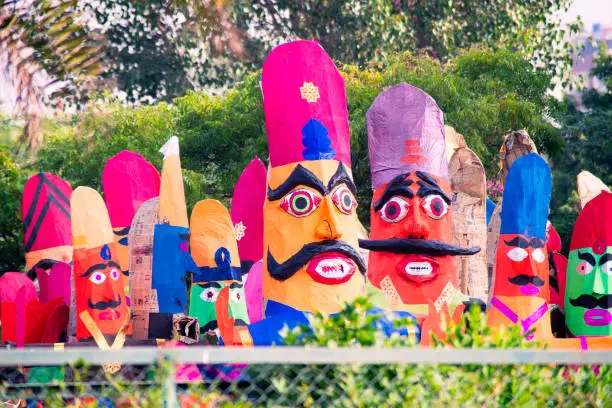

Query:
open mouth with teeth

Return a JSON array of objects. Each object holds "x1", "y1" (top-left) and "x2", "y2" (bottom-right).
[
  {"x1": 396, "y1": 255, "x2": 440, "y2": 283},
  {"x1": 306, "y1": 252, "x2": 357, "y2": 285}
]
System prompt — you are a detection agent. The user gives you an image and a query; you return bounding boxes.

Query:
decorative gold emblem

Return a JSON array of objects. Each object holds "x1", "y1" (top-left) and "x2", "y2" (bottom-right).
[
  {"x1": 300, "y1": 82, "x2": 320, "y2": 103},
  {"x1": 234, "y1": 221, "x2": 246, "y2": 241}
]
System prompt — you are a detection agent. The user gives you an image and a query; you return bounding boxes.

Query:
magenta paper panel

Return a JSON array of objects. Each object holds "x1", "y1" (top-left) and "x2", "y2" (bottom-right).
[
  {"x1": 0, "y1": 272, "x2": 37, "y2": 305},
  {"x1": 262, "y1": 40, "x2": 351, "y2": 168},
  {"x1": 230, "y1": 157, "x2": 266, "y2": 265},
  {"x1": 367, "y1": 82, "x2": 448, "y2": 189},
  {"x1": 21, "y1": 172, "x2": 72, "y2": 252},
  {"x1": 245, "y1": 261, "x2": 263, "y2": 323},
  {"x1": 37, "y1": 262, "x2": 71, "y2": 306},
  {"x1": 102, "y1": 150, "x2": 161, "y2": 228}
]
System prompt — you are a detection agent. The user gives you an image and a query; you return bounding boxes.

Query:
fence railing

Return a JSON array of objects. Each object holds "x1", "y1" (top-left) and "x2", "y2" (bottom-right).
[{"x1": 1, "y1": 347, "x2": 611, "y2": 407}]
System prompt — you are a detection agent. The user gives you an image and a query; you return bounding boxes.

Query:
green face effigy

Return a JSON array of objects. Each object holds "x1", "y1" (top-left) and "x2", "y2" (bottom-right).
[{"x1": 190, "y1": 280, "x2": 249, "y2": 336}]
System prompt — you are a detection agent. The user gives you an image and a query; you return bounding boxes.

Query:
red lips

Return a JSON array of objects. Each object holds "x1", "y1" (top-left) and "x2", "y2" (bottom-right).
[
  {"x1": 98, "y1": 309, "x2": 120, "y2": 321},
  {"x1": 306, "y1": 252, "x2": 356, "y2": 285},
  {"x1": 396, "y1": 255, "x2": 440, "y2": 283}
]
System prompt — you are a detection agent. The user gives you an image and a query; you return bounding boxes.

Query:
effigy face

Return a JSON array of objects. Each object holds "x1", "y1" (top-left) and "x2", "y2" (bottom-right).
[
  {"x1": 364, "y1": 171, "x2": 463, "y2": 306},
  {"x1": 74, "y1": 242, "x2": 128, "y2": 339},
  {"x1": 263, "y1": 159, "x2": 365, "y2": 313},
  {"x1": 494, "y1": 234, "x2": 549, "y2": 299},
  {"x1": 566, "y1": 191, "x2": 612, "y2": 337},
  {"x1": 192, "y1": 279, "x2": 248, "y2": 334}
]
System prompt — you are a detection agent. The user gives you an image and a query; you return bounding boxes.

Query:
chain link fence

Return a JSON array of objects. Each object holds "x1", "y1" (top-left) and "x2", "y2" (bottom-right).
[{"x1": 1, "y1": 347, "x2": 611, "y2": 407}]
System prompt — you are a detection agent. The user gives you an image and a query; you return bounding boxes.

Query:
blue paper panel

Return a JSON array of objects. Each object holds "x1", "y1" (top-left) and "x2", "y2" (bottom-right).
[
  {"x1": 152, "y1": 224, "x2": 190, "y2": 314},
  {"x1": 486, "y1": 197, "x2": 496, "y2": 225},
  {"x1": 500, "y1": 153, "x2": 551, "y2": 240}
]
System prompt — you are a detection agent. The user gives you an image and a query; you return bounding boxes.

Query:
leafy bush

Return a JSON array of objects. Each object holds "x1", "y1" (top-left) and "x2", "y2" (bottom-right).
[{"x1": 0, "y1": 146, "x2": 29, "y2": 273}]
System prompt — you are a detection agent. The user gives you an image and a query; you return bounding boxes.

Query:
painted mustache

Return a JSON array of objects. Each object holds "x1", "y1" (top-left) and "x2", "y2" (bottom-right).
[
  {"x1": 569, "y1": 294, "x2": 612, "y2": 309},
  {"x1": 508, "y1": 275, "x2": 545, "y2": 287},
  {"x1": 267, "y1": 240, "x2": 366, "y2": 281},
  {"x1": 358, "y1": 238, "x2": 480, "y2": 257},
  {"x1": 201, "y1": 318, "x2": 248, "y2": 333},
  {"x1": 88, "y1": 295, "x2": 122, "y2": 310}
]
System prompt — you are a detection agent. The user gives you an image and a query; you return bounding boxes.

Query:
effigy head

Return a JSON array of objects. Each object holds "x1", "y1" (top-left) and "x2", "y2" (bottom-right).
[
  {"x1": 493, "y1": 153, "x2": 551, "y2": 300},
  {"x1": 566, "y1": 191, "x2": 612, "y2": 337},
  {"x1": 189, "y1": 199, "x2": 249, "y2": 337},
  {"x1": 359, "y1": 83, "x2": 479, "y2": 307},
  {"x1": 261, "y1": 40, "x2": 365, "y2": 314}
]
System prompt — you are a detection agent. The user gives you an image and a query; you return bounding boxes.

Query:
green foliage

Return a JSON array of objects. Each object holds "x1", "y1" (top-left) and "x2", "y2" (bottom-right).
[
  {"x1": 550, "y1": 46, "x2": 612, "y2": 252},
  {"x1": 0, "y1": 146, "x2": 28, "y2": 272}
]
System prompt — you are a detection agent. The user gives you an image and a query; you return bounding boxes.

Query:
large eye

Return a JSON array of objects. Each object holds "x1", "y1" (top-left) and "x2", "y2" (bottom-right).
[
  {"x1": 421, "y1": 195, "x2": 448, "y2": 219},
  {"x1": 531, "y1": 249, "x2": 545, "y2": 263},
  {"x1": 89, "y1": 271, "x2": 106, "y2": 284},
  {"x1": 230, "y1": 288, "x2": 243, "y2": 303},
  {"x1": 332, "y1": 186, "x2": 357, "y2": 215},
  {"x1": 380, "y1": 197, "x2": 410, "y2": 223},
  {"x1": 280, "y1": 189, "x2": 321, "y2": 217},
  {"x1": 200, "y1": 287, "x2": 220, "y2": 303},
  {"x1": 601, "y1": 261, "x2": 612, "y2": 275},
  {"x1": 109, "y1": 268, "x2": 120, "y2": 281},
  {"x1": 576, "y1": 261, "x2": 593, "y2": 275},
  {"x1": 507, "y1": 247, "x2": 528, "y2": 262}
]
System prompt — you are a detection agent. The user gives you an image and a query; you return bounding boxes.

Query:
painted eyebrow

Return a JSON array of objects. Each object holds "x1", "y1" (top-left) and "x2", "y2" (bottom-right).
[
  {"x1": 504, "y1": 237, "x2": 530, "y2": 248},
  {"x1": 578, "y1": 251, "x2": 596, "y2": 265},
  {"x1": 599, "y1": 253, "x2": 612, "y2": 265},
  {"x1": 79, "y1": 263, "x2": 107, "y2": 278},
  {"x1": 113, "y1": 226, "x2": 130, "y2": 236},
  {"x1": 197, "y1": 282, "x2": 222, "y2": 289},
  {"x1": 267, "y1": 164, "x2": 326, "y2": 201},
  {"x1": 373, "y1": 173, "x2": 414, "y2": 212},
  {"x1": 229, "y1": 282, "x2": 243, "y2": 289},
  {"x1": 415, "y1": 171, "x2": 451, "y2": 203},
  {"x1": 327, "y1": 163, "x2": 357, "y2": 196}
]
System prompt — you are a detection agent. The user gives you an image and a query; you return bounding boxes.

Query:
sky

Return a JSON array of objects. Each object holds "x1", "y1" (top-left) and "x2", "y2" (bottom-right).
[{"x1": 2, "y1": 0, "x2": 612, "y2": 115}]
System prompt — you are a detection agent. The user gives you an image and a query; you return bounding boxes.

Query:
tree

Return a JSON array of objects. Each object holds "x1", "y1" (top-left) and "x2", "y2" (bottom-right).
[
  {"x1": 550, "y1": 45, "x2": 612, "y2": 251},
  {"x1": 0, "y1": 0, "x2": 103, "y2": 151}
]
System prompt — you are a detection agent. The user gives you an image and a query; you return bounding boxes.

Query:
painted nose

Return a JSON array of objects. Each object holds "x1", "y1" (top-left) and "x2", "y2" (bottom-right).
[
  {"x1": 406, "y1": 204, "x2": 427, "y2": 239},
  {"x1": 315, "y1": 200, "x2": 343, "y2": 240},
  {"x1": 102, "y1": 277, "x2": 116, "y2": 301},
  {"x1": 593, "y1": 269, "x2": 606, "y2": 295}
]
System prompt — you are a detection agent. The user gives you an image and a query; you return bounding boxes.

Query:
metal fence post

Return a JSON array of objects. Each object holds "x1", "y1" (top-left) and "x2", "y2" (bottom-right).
[{"x1": 163, "y1": 356, "x2": 177, "y2": 408}]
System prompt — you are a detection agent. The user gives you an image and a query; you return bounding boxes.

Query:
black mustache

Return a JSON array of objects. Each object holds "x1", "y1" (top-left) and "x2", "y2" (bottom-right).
[
  {"x1": 88, "y1": 295, "x2": 122, "y2": 310},
  {"x1": 508, "y1": 274, "x2": 545, "y2": 287},
  {"x1": 569, "y1": 295, "x2": 612, "y2": 309},
  {"x1": 358, "y1": 238, "x2": 480, "y2": 257},
  {"x1": 201, "y1": 318, "x2": 248, "y2": 333},
  {"x1": 267, "y1": 240, "x2": 366, "y2": 281}
]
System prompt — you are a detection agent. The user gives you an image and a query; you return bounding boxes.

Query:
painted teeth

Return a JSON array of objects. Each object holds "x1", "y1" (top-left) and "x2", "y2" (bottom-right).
[
  {"x1": 315, "y1": 259, "x2": 350, "y2": 278},
  {"x1": 405, "y1": 262, "x2": 433, "y2": 276}
]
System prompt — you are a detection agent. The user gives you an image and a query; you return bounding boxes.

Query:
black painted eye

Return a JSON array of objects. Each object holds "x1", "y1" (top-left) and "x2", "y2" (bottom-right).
[
  {"x1": 421, "y1": 195, "x2": 448, "y2": 219},
  {"x1": 280, "y1": 189, "x2": 322, "y2": 217},
  {"x1": 380, "y1": 197, "x2": 410, "y2": 223},
  {"x1": 332, "y1": 186, "x2": 357, "y2": 214}
]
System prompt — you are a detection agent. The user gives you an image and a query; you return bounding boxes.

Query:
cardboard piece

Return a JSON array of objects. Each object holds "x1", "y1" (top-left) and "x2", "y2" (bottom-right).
[
  {"x1": 230, "y1": 157, "x2": 266, "y2": 275},
  {"x1": 21, "y1": 172, "x2": 73, "y2": 277},
  {"x1": 189, "y1": 200, "x2": 249, "y2": 338},
  {"x1": 244, "y1": 261, "x2": 263, "y2": 323},
  {"x1": 102, "y1": 150, "x2": 161, "y2": 309},
  {"x1": 360, "y1": 83, "x2": 477, "y2": 325},
  {"x1": 565, "y1": 191, "x2": 612, "y2": 337},
  {"x1": 577, "y1": 170, "x2": 609, "y2": 211},
  {"x1": 261, "y1": 40, "x2": 365, "y2": 315},
  {"x1": 446, "y1": 126, "x2": 488, "y2": 300},
  {"x1": 128, "y1": 197, "x2": 160, "y2": 339},
  {"x1": 488, "y1": 154, "x2": 553, "y2": 340},
  {"x1": 71, "y1": 186, "x2": 130, "y2": 341}
]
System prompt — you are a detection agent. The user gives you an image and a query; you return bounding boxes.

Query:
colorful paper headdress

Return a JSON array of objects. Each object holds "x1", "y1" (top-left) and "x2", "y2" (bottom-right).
[
  {"x1": 191, "y1": 200, "x2": 242, "y2": 283},
  {"x1": 261, "y1": 40, "x2": 351, "y2": 168},
  {"x1": 21, "y1": 172, "x2": 73, "y2": 273},
  {"x1": 367, "y1": 82, "x2": 447, "y2": 189},
  {"x1": 570, "y1": 191, "x2": 612, "y2": 253},
  {"x1": 230, "y1": 157, "x2": 266, "y2": 274},
  {"x1": 102, "y1": 150, "x2": 160, "y2": 229},
  {"x1": 499, "y1": 154, "x2": 551, "y2": 240}
]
